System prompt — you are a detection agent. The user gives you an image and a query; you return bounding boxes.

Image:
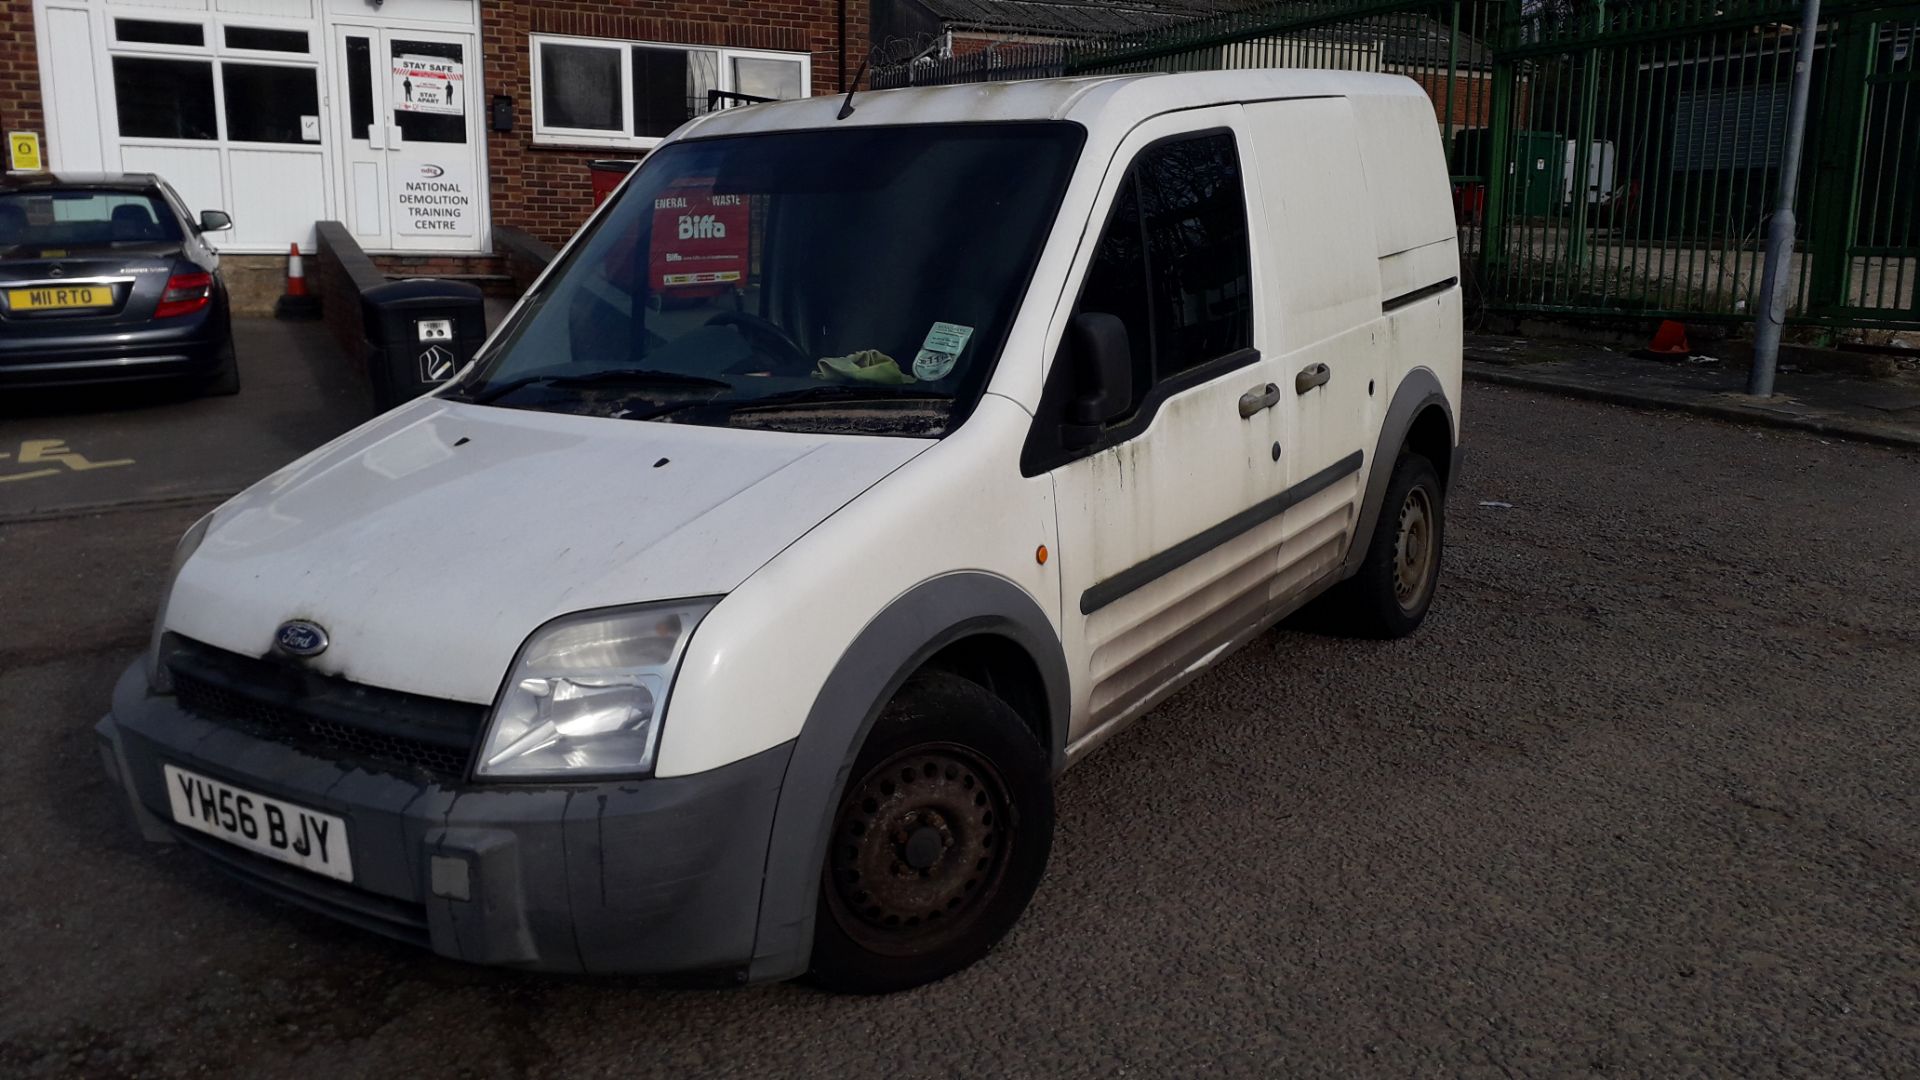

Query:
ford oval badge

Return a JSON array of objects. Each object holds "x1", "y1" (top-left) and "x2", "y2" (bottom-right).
[{"x1": 275, "y1": 620, "x2": 329, "y2": 658}]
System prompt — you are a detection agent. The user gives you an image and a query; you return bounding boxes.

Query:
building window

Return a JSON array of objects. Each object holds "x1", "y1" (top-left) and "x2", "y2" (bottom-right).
[
  {"x1": 115, "y1": 19, "x2": 205, "y2": 48},
  {"x1": 225, "y1": 26, "x2": 309, "y2": 54},
  {"x1": 540, "y1": 41, "x2": 623, "y2": 132},
  {"x1": 221, "y1": 64, "x2": 320, "y2": 144},
  {"x1": 531, "y1": 34, "x2": 810, "y2": 148},
  {"x1": 732, "y1": 56, "x2": 803, "y2": 102},
  {"x1": 113, "y1": 57, "x2": 217, "y2": 140},
  {"x1": 631, "y1": 44, "x2": 719, "y2": 139}
]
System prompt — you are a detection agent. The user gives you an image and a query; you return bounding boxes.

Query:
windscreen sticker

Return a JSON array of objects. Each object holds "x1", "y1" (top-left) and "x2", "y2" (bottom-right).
[{"x1": 912, "y1": 321, "x2": 974, "y2": 381}]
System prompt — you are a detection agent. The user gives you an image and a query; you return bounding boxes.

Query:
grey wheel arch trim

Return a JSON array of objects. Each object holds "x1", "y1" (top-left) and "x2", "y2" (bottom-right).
[
  {"x1": 1342, "y1": 367, "x2": 1458, "y2": 580},
  {"x1": 745, "y1": 571, "x2": 1069, "y2": 982}
]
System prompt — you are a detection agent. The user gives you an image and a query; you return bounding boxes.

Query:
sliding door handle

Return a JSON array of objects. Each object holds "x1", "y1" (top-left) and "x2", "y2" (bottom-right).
[
  {"x1": 1238, "y1": 383, "x2": 1281, "y2": 418},
  {"x1": 1295, "y1": 363, "x2": 1330, "y2": 394}
]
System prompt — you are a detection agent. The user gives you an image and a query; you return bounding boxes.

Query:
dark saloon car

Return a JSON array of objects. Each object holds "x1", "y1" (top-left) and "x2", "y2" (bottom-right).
[{"x1": 0, "y1": 172, "x2": 239, "y2": 395}]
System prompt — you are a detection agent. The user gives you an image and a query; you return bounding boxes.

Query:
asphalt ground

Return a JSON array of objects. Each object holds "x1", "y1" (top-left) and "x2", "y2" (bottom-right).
[
  {"x1": 0, "y1": 318, "x2": 373, "y2": 521},
  {"x1": 1, "y1": 384, "x2": 1917, "y2": 1078}
]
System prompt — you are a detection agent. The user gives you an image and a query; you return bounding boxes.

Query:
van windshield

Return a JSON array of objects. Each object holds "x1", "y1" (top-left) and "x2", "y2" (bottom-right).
[{"x1": 456, "y1": 122, "x2": 1085, "y2": 435}]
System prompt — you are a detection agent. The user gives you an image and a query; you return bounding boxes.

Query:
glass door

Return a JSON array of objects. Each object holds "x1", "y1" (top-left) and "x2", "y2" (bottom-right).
[
  {"x1": 333, "y1": 27, "x2": 390, "y2": 248},
  {"x1": 333, "y1": 26, "x2": 482, "y2": 251}
]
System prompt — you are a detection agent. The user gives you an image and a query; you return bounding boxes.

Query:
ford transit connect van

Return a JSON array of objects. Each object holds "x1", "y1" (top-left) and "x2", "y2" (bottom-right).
[{"x1": 97, "y1": 70, "x2": 1462, "y2": 993}]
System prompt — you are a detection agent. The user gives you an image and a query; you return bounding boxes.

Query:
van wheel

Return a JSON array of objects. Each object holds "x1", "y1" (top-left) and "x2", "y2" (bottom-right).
[
  {"x1": 810, "y1": 670, "x2": 1053, "y2": 994},
  {"x1": 1329, "y1": 451, "x2": 1444, "y2": 638},
  {"x1": 200, "y1": 338, "x2": 241, "y2": 396}
]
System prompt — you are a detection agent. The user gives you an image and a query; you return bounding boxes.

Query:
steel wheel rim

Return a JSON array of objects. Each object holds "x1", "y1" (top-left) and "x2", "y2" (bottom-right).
[
  {"x1": 825, "y1": 742, "x2": 1014, "y2": 956},
  {"x1": 1393, "y1": 486, "x2": 1435, "y2": 611}
]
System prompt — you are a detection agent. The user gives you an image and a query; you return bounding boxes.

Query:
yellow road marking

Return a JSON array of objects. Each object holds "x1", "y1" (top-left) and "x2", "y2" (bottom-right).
[
  {"x1": 18, "y1": 439, "x2": 133, "y2": 471},
  {"x1": 0, "y1": 440, "x2": 136, "y2": 483}
]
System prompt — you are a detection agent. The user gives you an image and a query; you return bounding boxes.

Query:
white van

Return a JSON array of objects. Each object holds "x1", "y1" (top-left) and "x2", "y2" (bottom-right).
[{"x1": 97, "y1": 70, "x2": 1462, "y2": 992}]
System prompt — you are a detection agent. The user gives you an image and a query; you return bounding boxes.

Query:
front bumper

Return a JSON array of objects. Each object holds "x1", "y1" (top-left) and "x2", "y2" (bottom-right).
[{"x1": 96, "y1": 662, "x2": 792, "y2": 979}]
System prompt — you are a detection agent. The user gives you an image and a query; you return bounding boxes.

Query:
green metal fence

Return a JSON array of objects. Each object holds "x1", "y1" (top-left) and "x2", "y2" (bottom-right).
[
  {"x1": 1486, "y1": 1, "x2": 1920, "y2": 328},
  {"x1": 874, "y1": 1, "x2": 1920, "y2": 332}
]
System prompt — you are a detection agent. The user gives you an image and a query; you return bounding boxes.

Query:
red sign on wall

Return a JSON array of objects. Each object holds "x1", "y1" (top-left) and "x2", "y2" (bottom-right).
[{"x1": 648, "y1": 181, "x2": 750, "y2": 294}]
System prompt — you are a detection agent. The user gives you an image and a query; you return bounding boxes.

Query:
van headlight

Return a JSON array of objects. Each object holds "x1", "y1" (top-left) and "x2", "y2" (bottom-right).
[
  {"x1": 146, "y1": 512, "x2": 214, "y2": 693},
  {"x1": 475, "y1": 600, "x2": 715, "y2": 779}
]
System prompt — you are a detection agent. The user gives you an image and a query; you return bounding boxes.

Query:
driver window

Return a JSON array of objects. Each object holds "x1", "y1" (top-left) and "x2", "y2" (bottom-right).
[
  {"x1": 1070, "y1": 130, "x2": 1253, "y2": 419},
  {"x1": 1076, "y1": 175, "x2": 1152, "y2": 420}
]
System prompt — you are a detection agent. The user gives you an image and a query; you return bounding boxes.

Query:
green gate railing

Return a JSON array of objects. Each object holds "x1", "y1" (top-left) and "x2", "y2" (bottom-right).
[
  {"x1": 873, "y1": 1, "x2": 1920, "y2": 332},
  {"x1": 1485, "y1": 1, "x2": 1919, "y2": 328}
]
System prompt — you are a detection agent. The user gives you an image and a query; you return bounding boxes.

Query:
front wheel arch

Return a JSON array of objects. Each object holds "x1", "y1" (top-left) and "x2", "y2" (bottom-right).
[{"x1": 745, "y1": 573, "x2": 1067, "y2": 983}]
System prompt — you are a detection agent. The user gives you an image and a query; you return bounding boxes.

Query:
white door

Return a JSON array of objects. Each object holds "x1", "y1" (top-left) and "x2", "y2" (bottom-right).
[
  {"x1": 332, "y1": 25, "x2": 482, "y2": 252},
  {"x1": 1241, "y1": 98, "x2": 1384, "y2": 584},
  {"x1": 1041, "y1": 108, "x2": 1294, "y2": 748}
]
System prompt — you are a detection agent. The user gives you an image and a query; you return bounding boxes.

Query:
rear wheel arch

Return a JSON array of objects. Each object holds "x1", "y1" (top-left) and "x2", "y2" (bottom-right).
[
  {"x1": 1405, "y1": 401, "x2": 1455, "y2": 491},
  {"x1": 1343, "y1": 368, "x2": 1457, "y2": 580},
  {"x1": 746, "y1": 573, "x2": 1067, "y2": 983}
]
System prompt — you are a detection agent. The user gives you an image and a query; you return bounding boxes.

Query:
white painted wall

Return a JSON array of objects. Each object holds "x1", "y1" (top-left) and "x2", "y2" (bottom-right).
[{"x1": 32, "y1": 0, "x2": 488, "y2": 254}]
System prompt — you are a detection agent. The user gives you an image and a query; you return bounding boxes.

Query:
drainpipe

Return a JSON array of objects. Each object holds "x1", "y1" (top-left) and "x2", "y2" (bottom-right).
[
  {"x1": 838, "y1": 0, "x2": 848, "y2": 92},
  {"x1": 1749, "y1": 0, "x2": 1822, "y2": 398}
]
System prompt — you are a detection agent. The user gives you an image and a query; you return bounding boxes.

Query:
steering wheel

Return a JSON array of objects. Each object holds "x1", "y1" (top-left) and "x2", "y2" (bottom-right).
[{"x1": 705, "y1": 311, "x2": 812, "y2": 374}]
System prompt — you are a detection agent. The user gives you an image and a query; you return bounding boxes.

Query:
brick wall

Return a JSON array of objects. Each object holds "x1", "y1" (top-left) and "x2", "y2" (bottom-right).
[
  {"x1": 370, "y1": 252, "x2": 513, "y2": 296},
  {"x1": 482, "y1": 0, "x2": 867, "y2": 249},
  {"x1": 315, "y1": 222, "x2": 386, "y2": 374},
  {"x1": 0, "y1": 0, "x2": 44, "y2": 153},
  {"x1": 1402, "y1": 70, "x2": 1498, "y2": 130},
  {"x1": 496, "y1": 225, "x2": 558, "y2": 293}
]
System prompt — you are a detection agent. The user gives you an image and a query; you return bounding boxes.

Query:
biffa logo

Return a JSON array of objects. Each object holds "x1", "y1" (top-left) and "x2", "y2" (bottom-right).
[{"x1": 677, "y1": 214, "x2": 726, "y2": 240}]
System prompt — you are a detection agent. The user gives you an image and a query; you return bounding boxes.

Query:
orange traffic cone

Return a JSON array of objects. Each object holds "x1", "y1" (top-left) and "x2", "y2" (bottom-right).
[{"x1": 275, "y1": 242, "x2": 320, "y2": 320}]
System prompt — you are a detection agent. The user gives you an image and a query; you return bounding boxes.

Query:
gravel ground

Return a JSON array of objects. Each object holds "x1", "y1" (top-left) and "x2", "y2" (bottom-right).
[{"x1": 1, "y1": 384, "x2": 1916, "y2": 1079}]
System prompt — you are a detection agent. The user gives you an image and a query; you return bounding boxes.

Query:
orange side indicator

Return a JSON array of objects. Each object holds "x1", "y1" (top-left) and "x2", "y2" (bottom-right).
[{"x1": 1036, "y1": 545, "x2": 1049, "y2": 565}]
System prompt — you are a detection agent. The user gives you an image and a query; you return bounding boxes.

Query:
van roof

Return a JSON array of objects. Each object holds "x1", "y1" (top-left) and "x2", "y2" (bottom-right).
[{"x1": 677, "y1": 70, "x2": 1433, "y2": 142}]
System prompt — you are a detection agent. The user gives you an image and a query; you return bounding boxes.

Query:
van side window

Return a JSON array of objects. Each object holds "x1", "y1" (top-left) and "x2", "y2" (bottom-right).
[
  {"x1": 1070, "y1": 131, "x2": 1253, "y2": 407},
  {"x1": 1076, "y1": 175, "x2": 1153, "y2": 415},
  {"x1": 1024, "y1": 128, "x2": 1257, "y2": 475},
  {"x1": 1136, "y1": 133, "x2": 1253, "y2": 374}
]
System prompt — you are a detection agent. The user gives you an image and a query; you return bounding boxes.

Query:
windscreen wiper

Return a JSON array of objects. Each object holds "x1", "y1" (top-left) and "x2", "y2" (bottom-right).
[
  {"x1": 461, "y1": 368, "x2": 733, "y2": 404},
  {"x1": 727, "y1": 384, "x2": 950, "y2": 410}
]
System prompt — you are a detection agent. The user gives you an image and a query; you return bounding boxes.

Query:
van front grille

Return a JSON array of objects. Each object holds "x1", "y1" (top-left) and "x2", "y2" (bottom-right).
[{"x1": 162, "y1": 635, "x2": 485, "y2": 781}]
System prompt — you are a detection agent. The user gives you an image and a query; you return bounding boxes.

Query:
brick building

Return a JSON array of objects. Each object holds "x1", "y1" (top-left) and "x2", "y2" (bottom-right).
[{"x1": 3, "y1": 0, "x2": 864, "y2": 305}]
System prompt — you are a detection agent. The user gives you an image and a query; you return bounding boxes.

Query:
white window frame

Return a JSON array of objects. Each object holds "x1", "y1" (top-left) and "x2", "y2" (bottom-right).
[
  {"x1": 530, "y1": 32, "x2": 810, "y2": 150},
  {"x1": 104, "y1": 11, "x2": 323, "y2": 148}
]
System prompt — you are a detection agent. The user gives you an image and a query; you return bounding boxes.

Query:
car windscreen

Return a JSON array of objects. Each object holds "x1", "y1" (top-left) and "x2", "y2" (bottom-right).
[
  {"x1": 0, "y1": 189, "x2": 183, "y2": 250},
  {"x1": 457, "y1": 121, "x2": 1086, "y2": 436}
]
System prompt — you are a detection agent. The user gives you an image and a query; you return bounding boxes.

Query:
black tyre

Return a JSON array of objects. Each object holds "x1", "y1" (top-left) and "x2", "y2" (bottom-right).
[
  {"x1": 200, "y1": 337, "x2": 241, "y2": 396},
  {"x1": 1326, "y1": 451, "x2": 1444, "y2": 638},
  {"x1": 810, "y1": 670, "x2": 1053, "y2": 994}
]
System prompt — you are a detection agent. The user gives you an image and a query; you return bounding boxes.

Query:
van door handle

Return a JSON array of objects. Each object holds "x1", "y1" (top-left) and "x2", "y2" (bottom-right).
[
  {"x1": 1238, "y1": 383, "x2": 1280, "y2": 418},
  {"x1": 1295, "y1": 363, "x2": 1331, "y2": 394}
]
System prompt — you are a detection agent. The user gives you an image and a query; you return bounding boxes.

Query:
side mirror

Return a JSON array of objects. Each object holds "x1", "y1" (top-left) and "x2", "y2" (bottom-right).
[
  {"x1": 1062, "y1": 312, "x2": 1133, "y2": 449},
  {"x1": 198, "y1": 210, "x2": 233, "y2": 233}
]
